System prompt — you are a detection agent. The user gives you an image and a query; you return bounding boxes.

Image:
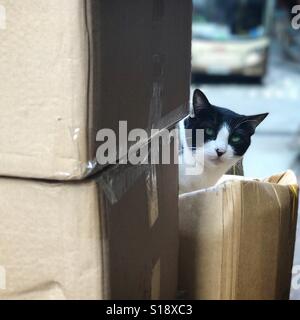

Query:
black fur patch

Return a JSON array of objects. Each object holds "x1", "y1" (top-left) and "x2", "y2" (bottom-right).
[{"x1": 184, "y1": 89, "x2": 268, "y2": 156}]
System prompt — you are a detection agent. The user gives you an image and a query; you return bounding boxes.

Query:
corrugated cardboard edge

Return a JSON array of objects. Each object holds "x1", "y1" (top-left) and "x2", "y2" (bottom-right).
[{"x1": 97, "y1": 188, "x2": 111, "y2": 299}]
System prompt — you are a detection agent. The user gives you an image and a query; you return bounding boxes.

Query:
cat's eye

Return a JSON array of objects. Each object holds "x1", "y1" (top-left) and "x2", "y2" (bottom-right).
[
  {"x1": 205, "y1": 128, "x2": 215, "y2": 136},
  {"x1": 231, "y1": 134, "x2": 241, "y2": 143}
]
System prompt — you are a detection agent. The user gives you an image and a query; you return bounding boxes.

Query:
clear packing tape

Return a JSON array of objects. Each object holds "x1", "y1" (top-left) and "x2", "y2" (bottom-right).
[
  {"x1": 79, "y1": 50, "x2": 186, "y2": 180},
  {"x1": 96, "y1": 50, "x2": 166, "y2": 203},
  {"x1": 97, "y1": 161, "x2": 153, "y2": 205},
  {"x1": 92, "y1": 47, "x2": 177, "y2": 205},
  {"x1": 0, "y1": 144, "x2": 179, "y2": 300}
]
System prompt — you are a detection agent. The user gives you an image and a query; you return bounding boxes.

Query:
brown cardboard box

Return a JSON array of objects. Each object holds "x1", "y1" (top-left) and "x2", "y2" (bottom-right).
[
  {"x1": 179, "y1": 171, "x2": 299, "y2": 300},
  {"x1": 0, "y1": 0, "x2": 191, "y2": 180},
  {"x1": 0, "y1": 162, "x2": 179, "y2": 300}
]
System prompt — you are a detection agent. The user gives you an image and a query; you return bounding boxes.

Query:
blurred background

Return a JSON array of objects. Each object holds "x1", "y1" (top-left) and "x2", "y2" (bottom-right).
[{"x1": 191, "y1": 0, "x2": 300, "y2": 299}]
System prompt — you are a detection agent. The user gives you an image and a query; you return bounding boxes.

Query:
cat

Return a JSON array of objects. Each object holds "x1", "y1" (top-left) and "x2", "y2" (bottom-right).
[{"x1": 179, "y1": 89, "x2": 268, "y2": 194}]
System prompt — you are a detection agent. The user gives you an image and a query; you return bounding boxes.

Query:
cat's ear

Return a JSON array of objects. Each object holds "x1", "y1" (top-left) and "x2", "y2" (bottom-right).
[
  {"x1": 245, "y1": 113, "x2": 269, "y2": 131},
  {"x1": 193, "y1": 89, "x2": 211, "y2": 115}
]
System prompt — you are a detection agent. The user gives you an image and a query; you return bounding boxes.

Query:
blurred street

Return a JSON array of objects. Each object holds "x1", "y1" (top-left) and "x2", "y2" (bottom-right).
[
  {"x1": 192, "y1": 41, "x2": 300, "y2": 299},
  {"x1": 192, "y1": 42, "x2": 300, "y2": 179}
]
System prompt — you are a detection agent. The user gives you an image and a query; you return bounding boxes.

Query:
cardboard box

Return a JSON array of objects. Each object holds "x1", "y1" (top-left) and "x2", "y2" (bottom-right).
[
  {"x1": 179, "y1": 171, "x2": 299, "y2": 300},
  {"x1": 0, "y1": 0, "x2": 191, "y2": 180},
  {"x1": 0, "y1": 162, "x2": 179, "y2": 300}
]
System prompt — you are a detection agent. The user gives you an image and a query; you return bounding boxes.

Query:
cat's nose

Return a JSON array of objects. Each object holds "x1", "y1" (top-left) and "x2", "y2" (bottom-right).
[{"x1": 216, "y1": 149, "x2": 225, "y2": 157}]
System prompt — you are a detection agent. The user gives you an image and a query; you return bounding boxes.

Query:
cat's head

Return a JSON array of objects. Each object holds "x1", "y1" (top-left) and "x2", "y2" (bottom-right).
[{"x1": 184, "y1": 89, "x2": 268, "y2": 167}]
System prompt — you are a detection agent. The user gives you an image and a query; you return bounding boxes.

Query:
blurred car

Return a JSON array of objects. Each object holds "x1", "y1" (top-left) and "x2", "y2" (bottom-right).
[{"x1": 192, "y1": 0, "x2": 276, "y2": 81}]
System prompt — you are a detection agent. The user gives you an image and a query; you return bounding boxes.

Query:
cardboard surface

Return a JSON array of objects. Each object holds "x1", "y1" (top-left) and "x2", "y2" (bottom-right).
[
  {"x1": 0, "y1": 162, "x2": 179, "y2": 300},
  {"x1": 179, "y1": 171, "x2": 299, "y2": 300},
  {"x1": 0, "y1": 0, "x2": 191, "y2": 180}
]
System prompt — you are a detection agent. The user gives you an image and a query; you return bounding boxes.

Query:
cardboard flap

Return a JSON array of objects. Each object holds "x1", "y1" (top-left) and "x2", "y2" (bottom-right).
[{"x1": 263, "y1": 170, "x2": 298, "y2": 186}]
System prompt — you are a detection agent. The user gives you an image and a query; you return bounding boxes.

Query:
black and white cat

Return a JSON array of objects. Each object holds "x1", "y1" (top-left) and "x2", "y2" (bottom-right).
[{"x1": 179, "y1": 89, "x2": 268, "y2": 194}]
